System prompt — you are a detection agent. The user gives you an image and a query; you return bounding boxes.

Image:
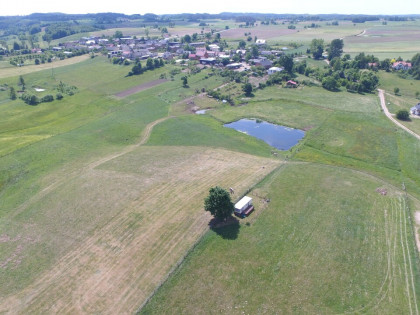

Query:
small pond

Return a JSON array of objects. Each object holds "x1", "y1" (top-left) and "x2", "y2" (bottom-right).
[
  {"x1": 195, "y1": 109, "x2": 209, "y2": 114},
  {"x1": 224, "y1": 118, "x2": 305, "y2": 150}
]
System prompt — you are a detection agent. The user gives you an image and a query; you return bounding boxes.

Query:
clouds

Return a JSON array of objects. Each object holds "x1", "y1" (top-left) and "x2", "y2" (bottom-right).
[{"x1": 3, "y1": 0, "x2": 419, "y2": 16}]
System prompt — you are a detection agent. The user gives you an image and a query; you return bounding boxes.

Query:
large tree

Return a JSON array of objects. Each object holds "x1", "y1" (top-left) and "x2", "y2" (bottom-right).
[
  {"x1": 204, "y1": 186, "x2": 234, "y2": 221},
  {"x1": 410, "y1": 53, "x2": 420, "y2": 80},
  {"x1": 328, "y1": 39, "x2": 344, "y2": 60},
  {"x1": 310, "y1": 38, "x2": 324, "y2": 60}
]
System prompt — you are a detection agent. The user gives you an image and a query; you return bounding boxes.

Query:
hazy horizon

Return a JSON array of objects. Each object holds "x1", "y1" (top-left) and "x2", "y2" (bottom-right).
[{"x1": 4, "y1": 0, "x2": 420, "y2": 17}]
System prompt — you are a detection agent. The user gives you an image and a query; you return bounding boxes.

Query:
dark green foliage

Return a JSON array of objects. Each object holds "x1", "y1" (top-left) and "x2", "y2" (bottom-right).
[
  {"x1": 410, "y1": 53, "x2": 420, "y2": 80},
  {"x1": 204, "y1": 186, "x2": 234, "y2": 221},
  {"x1": 394, "y1": 87, "x2": 400, "y2": 95},
  {"x1": 41, "y1": 95, "x2": 54, "y2": 102},
  {"x1": 146, "y1": 58, "x2": 154, "y2": 70},
  {"x1": 20, "y1": 93, "x2": 39, "y2": 105},
  {"x1": 242, "y1": 83, "x2": 253, "y2": 96},
  {"x1": 56, "y1": 93, "x2": 63, "y2": 100},
  {"x1": 328, "y1": 39, "x2": 344, "y2": 60},
  {"x1": 278, "y1": 55, "x2": 294, "y2": 73},
  {"x1": 18, "y1": 76, "x2": 25, "y2": 91},
  {"x1": 322, "y1": 76, "x2": 340, "y2": 91},
  {"x1": 310, "y1": 39, "x2": 324, "y2": 60},
  {"x1": 131, "y1": 61, "x2": 143, "y2": 75},
  {"x1": 9, "y1": 87, "x2": 16, "y2": 100},
  {"x1": 182, "y1": 76, "x2": 188, "y2": 88},
  {"x1": 396, "y1": 109, "x2": 409, "y2": 120}
]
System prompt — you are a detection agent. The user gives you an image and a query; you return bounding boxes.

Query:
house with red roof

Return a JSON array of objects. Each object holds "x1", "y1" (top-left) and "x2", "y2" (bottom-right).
[{"x1": 392, "y1": 61, "x2": 412, "y2": 70}]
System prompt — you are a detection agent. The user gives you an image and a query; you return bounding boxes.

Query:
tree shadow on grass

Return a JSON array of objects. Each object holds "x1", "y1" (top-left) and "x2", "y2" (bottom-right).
[{"x1": 208, "y1": 216, "x2": 240, "y2": 240}]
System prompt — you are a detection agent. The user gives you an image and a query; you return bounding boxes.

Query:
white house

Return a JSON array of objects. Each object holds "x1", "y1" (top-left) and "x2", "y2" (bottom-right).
[
  {"x1": 411, "y1": 103, "x2": 420, "y2": 116},
  {"x1": 268, "y1": 67, "x2": 284, "y2": 75},
  {"x1": 234, "y1": 196, "x2": 253, "y2": 217},
  {"x1": 255, "y1": 39, "x2": 266, "y2": 46}
]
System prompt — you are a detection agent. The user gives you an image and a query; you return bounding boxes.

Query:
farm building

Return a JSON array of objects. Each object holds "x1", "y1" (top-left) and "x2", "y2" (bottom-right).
[
  {"x1": 226, "y1": 63, "x2": 242, "y2": 69},
  {"x1": 199, "y1": 58, "x2": 217, "y2": 65},
  {"x1": 286, "y1": 80, "x2": 298, "y2": 87},
  {"x1": 268, "y1": 67, "x2": 283, "y2": 75},
  {"x1": 392, "y1": 61, "x2": 412, "y2": 70},
  {"x1": 411, "y1": 103, "x2": 420, "y2": 116},
  {"x1": 234, "y1": 196, "x2": 254, "y2": 217}
]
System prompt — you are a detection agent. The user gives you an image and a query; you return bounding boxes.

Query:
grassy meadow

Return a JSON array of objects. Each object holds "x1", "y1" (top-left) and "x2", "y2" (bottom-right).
[
  {"x1": 141, "y1": 163, "x2": 419, "y2": 314},
  {"x1": 1, "y1": 18, "x2": 420, "y2": 315}
]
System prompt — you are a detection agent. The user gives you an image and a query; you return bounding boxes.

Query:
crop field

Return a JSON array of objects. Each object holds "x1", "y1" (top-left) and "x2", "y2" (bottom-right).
[
  {"x1": 344, "y1": 21, "x2": 420, "y2": 59},
  {"x1": 141, "y1": 163, "x2": 420, "y2": 314}
]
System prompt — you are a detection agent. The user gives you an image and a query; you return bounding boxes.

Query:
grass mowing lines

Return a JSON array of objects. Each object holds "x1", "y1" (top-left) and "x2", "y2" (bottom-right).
[
  {"x1": 0, "y1": 147, "x2": 279, "y2": 314},
  {"x1": 140, "y1": 163, "x2": 414, "y2": 314},
  {"x1": 400, "y1": 197, "x2": 419, "y2": 315}
]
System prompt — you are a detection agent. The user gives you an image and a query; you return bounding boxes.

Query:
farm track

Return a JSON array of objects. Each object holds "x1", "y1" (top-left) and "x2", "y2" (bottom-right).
[
  {"x1": 378, "y1": 89, "x2": 420, "y2": 141},
  {"x1": 0, "y1": 114, "x2": 280, "y2": 313},
  {"x1": 4, "y1": 116, "x2": 172, "y2": 224}
]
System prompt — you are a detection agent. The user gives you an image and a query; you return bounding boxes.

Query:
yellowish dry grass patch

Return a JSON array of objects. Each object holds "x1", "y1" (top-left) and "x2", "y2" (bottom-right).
[{"x1": 0, "y1": 146, "x2": 279, "y2": 314}]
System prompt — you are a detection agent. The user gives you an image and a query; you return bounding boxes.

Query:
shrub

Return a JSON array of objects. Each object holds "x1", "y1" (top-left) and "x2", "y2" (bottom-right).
[
  {"x1": 41, "y1": 94, "x2": 54, "y2": 102},
  {"x1": 396, "y1": 109, "x2": 409, "y2": 120},
  {"x1": 56, "y1": 93, "x2": 63, "y2": 100}
]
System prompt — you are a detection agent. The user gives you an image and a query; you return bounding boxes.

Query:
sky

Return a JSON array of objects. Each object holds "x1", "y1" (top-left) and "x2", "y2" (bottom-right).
[{"x1": 4, "y1": 0, "x2": 420, "y2": 16}]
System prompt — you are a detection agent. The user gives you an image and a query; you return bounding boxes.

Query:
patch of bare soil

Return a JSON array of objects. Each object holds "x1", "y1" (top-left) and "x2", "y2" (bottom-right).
[
  {"x1": 115, "y1": 79, "x2": 167, "y2": 98},
  {"x1": 376, "y1": 187, "x2": 388, "y2": 196}
]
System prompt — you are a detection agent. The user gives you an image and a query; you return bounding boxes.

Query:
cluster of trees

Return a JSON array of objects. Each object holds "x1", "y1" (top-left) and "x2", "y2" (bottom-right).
[
  {"x1": 20, "y1": 93, "x2": 59, "y2": 105},
  {"x1": 42, "y1": 22, "x2": 97, "y2": 41},
  {"x1": 207, "y1": 89, "x2": 234, "y2": 104},
  {"x1": 128, "y1": 58, "x2": 164, "y2": 76}
]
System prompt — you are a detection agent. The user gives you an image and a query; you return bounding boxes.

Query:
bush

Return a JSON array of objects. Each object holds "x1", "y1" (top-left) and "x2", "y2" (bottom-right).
[
  {"x1": 396, "y1": 109, "x2": 409, "y2": 120},
  {"x1": 41, "y1": 94, "x2": 54, "y2": 102},
  {"x1": 56, "y1": 93, "x2": 63, "y2": 100},
  {"x1": 21, "y1": 93, "x2": 39, "y2": 105}
]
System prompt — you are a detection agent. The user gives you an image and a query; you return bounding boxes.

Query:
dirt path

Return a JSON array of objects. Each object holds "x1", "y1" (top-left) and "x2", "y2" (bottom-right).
[
  {"x1": 378, "y1": 89, "x2": 420, "y2": 141},
  {"x1": 4, "y1": 116, "x2": 171, "y2": 224},
  {"x1": 115, "y1": 79, "x2": 168, "y2": 98},
  {"x1": 356, "y1": 29, "x2": 367, "y2": 37}
]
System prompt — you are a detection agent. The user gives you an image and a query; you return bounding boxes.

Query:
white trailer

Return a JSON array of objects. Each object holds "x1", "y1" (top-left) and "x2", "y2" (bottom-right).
[{"x1": 234, "y1": 196, "x2": 253, "y2": 217}]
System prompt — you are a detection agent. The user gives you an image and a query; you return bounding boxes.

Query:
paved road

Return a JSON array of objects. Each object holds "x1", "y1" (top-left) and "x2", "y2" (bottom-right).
[{"x1": 378, "y1": 89, "x2": 420, "y2": 141}]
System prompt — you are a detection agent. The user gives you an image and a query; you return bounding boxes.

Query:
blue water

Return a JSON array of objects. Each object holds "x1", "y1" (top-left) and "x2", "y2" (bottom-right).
[{"x1": 224, "y1": 119, "x2": 305, "y2": 150}]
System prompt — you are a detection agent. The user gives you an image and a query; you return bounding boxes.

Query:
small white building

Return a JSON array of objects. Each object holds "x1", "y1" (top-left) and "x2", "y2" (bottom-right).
[
  {"x1": 234, "y1": 196, "x2": 253, "y2": 217},
  {"x1": 256, "y1": 39, "x2": 266, "y2": 46},
  {"x1": 411, "y1": 103, "x2": 420, "y2": 116},
  {"x1": 268, "y1": 67, "x2": 284, "y2": 75}
]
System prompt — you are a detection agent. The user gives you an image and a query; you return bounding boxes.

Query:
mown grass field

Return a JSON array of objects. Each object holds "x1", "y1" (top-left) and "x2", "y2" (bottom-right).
[
  {"x1": 141, "y1": 163, "x2": 420, "y2": 314},
  {"x1": 0, "y1": 55, "x2": 282, "y2": 313}
]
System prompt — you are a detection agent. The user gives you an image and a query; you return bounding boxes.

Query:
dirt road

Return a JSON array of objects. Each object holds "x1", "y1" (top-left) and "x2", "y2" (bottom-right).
[{"x1": 378, "y1": 89, "x2": 420, "y2": 141}]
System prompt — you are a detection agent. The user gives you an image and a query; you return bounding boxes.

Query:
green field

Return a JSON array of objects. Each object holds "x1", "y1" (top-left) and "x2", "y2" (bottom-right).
[
  {"x1": 141, "y1": 163, "x2": 419, "y2": 314},
  {"x1": 1, "y1": 18, "x2": 420, "y2": 314}
]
